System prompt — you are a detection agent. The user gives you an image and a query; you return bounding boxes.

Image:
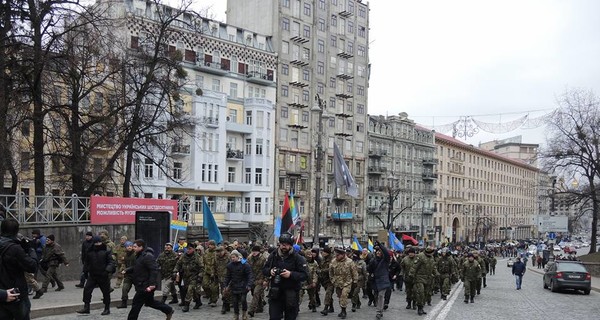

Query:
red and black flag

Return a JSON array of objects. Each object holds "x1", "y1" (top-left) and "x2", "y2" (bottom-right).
[{"x1": 281, "y1": 192, "x2": 294, "y2": 234}]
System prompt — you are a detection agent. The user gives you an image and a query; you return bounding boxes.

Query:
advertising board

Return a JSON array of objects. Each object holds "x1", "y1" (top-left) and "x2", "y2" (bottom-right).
[
  {"x1": 537, "y1": 215, "x2": 568, "y2": 233},
  {"x1": 90, "y1": 196, "x2": 178, "y2": 224}
]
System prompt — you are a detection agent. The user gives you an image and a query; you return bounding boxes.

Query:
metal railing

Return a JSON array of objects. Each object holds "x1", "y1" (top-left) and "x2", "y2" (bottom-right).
[{"x1": 0, "y1": 193, "x2": 91, "y2": 225}]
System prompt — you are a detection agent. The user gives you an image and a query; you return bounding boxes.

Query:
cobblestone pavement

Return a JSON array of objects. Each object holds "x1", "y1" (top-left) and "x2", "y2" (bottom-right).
[{"x1": 33, "y1": 257, "x2": 599, "y2": 320}]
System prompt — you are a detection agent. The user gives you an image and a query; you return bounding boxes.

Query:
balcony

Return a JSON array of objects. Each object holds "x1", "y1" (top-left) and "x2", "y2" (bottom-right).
[
  {"x1": 422, "y1": 159, "x2": 438, "y2": 166},
  {"x1": 422, "y1": 172, "x2": 438, "y2": 180},
  {"x1": 337, "y1": 50, "x2": 354, "y2": 59},
  {"x1": 203, "y1": 116, "x2": 219, "y2": 128},
  {"x1": 196, "y1": 60, "x2": 229, "y2": 76},
  {"x1": 226, "y1": 149, "x2": 244, "y2": 160},
  {"x1": 335, "y1": 91, "x2": 353, "y2": 99},
  {"x1": 171, "y1": 144, "x2": 190, "y2": 156},
  {"x1": 290, "y1": 55, "x2": 309, "y2": 67},
  {"x1": 246, "y1": 71, "x2": 274, "y2": 85},
  {"x1": 226, "y1": 120, "x2": 253, "y2": 134},
  {"x1": 368, "y1": 166, "x2": 387, "y2": 174},
  {"x1": 289, "y1": 79, "x2": 309, "y2": 88},
  {"x1": 290, "y1": 33, "x2": 309, "y2": 44},
  {"x1": 339, "y1": 8, "x2": 353, "y2": 17},
  {"x1": 336, "y1": 69, "x2": 354, "y2": 80}
]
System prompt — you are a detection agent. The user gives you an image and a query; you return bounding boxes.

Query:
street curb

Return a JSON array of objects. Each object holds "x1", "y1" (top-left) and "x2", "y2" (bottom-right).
[
  {"x1": 30, "y1": 294, "x2": 165, "y2": 318},
  {"x1": 527, "y1": 267, "x2": 600, "y2": 293}
]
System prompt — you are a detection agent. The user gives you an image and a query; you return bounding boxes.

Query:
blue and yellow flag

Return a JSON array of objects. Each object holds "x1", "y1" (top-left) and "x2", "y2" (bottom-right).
[
  {"x1": 367, "y1": 238, "x2": 374, "y2": 252},
  {"x1": 351, "y1": 235, "x2": 363, "y2": 251}
]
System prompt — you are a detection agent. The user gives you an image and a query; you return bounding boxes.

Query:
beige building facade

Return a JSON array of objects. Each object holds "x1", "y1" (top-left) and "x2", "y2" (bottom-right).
[{"x1": 435, "y1": 133, "x2": 539, "y2": 243}]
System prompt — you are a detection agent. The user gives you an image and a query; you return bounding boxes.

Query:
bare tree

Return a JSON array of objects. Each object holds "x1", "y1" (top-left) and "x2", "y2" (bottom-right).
[{"x1": 541, "y1": 89, "x2": 600, "y2": 254}]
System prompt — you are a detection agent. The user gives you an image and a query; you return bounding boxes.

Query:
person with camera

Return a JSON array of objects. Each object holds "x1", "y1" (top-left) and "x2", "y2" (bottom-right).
[
  {"x1": 76, "y1": 236, "x2": 116, "y2": 315},
  {"x1": 262, "y1": 232, "x2": 308, "y2": 320},
  {"x1": 0, "y1": 218, "x2": 39, "y2": 320}
]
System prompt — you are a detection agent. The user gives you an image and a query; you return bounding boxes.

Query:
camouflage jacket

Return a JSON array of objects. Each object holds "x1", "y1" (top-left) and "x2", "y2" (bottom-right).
[
  {"x1": 353, "y1": 258, "x2": 368, "y2": 287},
  {"x1": 409, "y1": 253, "x2": 438, "y2": 283},
  {"x1": 329, "y1": 256, "x2": 357, "y2": 288},
  {"x1": 319, "y1": 255, "x2": 333, "y2": 285},
  {"x1": 302, "y1": 259, "x2": 319, "y2": 289},
  {"x1": 400, "y1": 256, "x2": 417, "y2": 280},
  {"x1": 114, "y1": 244, "x2": 128, "y2": 265},
  {"x1": 157, "y1": 250, "x2": 179, "y2": 279},
  {"x1": 437, "y1": 256, "x2": 457, "y2": 276},
  {"x1": 175, "y1": 252, "x2": 204, "y2": 283},
  {"x1": 461, "y1": 260, "x2": 481, "y2": 281},
  {"x1": 247, "y1": 253, "x2": 267, "y2": 282},
  {"x1": 202, "y1": 248, "x2": 217, "y2": 277},
  {"x1": 216, "y1": 253, "x2": 229, "y2": 281},
  {"x1": 476, "y1": 256, "x2": 487, "y2": 275},
  {"x1": 42, "y1": 243, "x2": 68, "y2": 267}
]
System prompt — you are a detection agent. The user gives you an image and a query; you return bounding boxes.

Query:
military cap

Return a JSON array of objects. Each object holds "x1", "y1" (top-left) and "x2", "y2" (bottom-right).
[
  {"x1": 311, "y1": 247, "x2": 320, "y2": 254},
  {"x1": 471, "y1": 250, "x2": 479, "y2": 255},
  {"x1": 334, "y1": 247, "x2": 346, "y2": 255},
  {"x1": 165, "y1": 242, "x2": 173, "y2": 247},
  {"x1": 85, "y1": 231, "x2": 93, "y2": 236},
  {"x1": 425, "y1": 247, "x2": 435, "y2": 254},
  {"x1": 467, "y1": 253, "x2": 474, "y2": 258}
]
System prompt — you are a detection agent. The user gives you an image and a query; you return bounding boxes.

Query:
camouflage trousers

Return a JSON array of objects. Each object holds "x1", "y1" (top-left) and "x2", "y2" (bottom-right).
[
  {"x1": 403, "y1": 280, "x2": 414, "y2": 302},
  {"x1": 476, "y1": 276, "x2": 483, "y2": 293},
  {"x1": 42, "y1": 266, "x2": 63, "y2": 289},
  {"x1": 249, "y1": 282, "x2": 266, "y2": 313},
  {"x1": 120, "y1": 277, "x2": 133, "y2": 301},
  {"x1": 202, "y1": 276, "x2": 220, "y2": 304},
  {"x1": 25, "y1": 273, "x2": 40, "y2": 291},
  {"x1": 463, "y1": 279, "x2": 477, "y2": 298},
  {"x1": 182, "y1": 279, "x2": 201, "y2": 303},
  {"x1": 440, "y1": 275, "x2": 451, "y2": 296},
  {"x1": 322, "y1": 282, "x2": 334, "y2": 307},
  {"x1": 299, "y1": 286, "x2": 317, "y2": 307},
  {"x1": 350, "y1": 284, "x2": 363, "y2": 307},
  {"x1": 334, "y1": 285, "x2": 351, "y2": 308},
  {"x1": 413, "y1": 279, "x2": 432, "y2": 307},
  {"x1": 162, "y1": 277, "x2": 177, "y2": 299},
  {"x1": 115, "y1": 263, "x2": 125, "y2": 287}
]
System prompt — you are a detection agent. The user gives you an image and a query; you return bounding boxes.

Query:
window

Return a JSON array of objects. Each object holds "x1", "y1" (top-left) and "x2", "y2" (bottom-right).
[
  {"x1": 144, "y1": 158, "x2": 153, "y2": 178},
  {"x1": 245, "y1": 139, "x2": 252, "y2": 155},
  {"x1": 358, "y1": 25, "x2": 366, "y2": 38},
  {"x1": 358, "y1": 85, "x2": 365, "y2": 96},
  {"x1": 255, "y1": 168, "x2": 263, "y2": 185},
  {"x1": 357, "y1": 104, "x2": 365, "y2": 114},
  {"x1": 195, "y1": 75, "x2": 204, "y2": 88},
  {"x1": 246, "y1": 111, "x2": 252, "y2": 125},
  {"x1": 255, "y1": 197, "x2": 262, "y2": 213},
  {"x1": 318, "y1": 18, "x2": 325, "y2": 31},
  {"x1": 348, "y1": 21, "x2": 354, "y2": 34},
  {"x1": 358, "y1": 45, "x2": 365, "y2": 57},
  {"x1": 20, "y1": 152, "x2": 30, "y2": 171},
  {"x1": 280, "y1": 128, "x2": 288, "y2": 141},
  {"x1": 303, "y1": 90, "x2": 309, "y2": 102},
  {"x1": 329, "y1": 77, "x2": 336, "y2": 88},
  {"x1": 303, "y1": 69, "x2": 310, "y2": 81},
  {"x1": 282, "y1": 17, "x2": 290, "y2": 31},
  {"x1": 230, "y1": 83, "x2": 238, "y2": 98},
  {"x1": 282, "y1": 0, "x2": 290, "y2": 8},
  {"x1": 279, "y1": 177, "x2": 286, "y2": 190},
  {"x1": 304, "y1": 3, "x2": 311, "y2": 16},
  {"x1": 282, "y1": 85, "x2": 289, "y2": 97},
  {"x1": 303, "y1": 25, "x2": 311, "y2": 37},
  {"x1": 244, "y1": 197, "x2": 251, "y2": 213},
  {"x1": 302, "y1": 111, "x2": 309, "y2": 122},
  {"x1": 228, "y1": 167, "x2": 235, "y2": 183},
  {"x1": 212, "y1": 79, "x2": 220, "y2": 92},
  {"x1": 282, "y1": 64, "x2": 289, "y2": 75},
  {"x1": 330, "y1": 35, "x2": 337, "y2": 47},
  {"x1": 318, "y1": 40, "x2": 325, "y2": 53},
  {"x1": 317, "y1": 82, "x2": 324, "y2": 94},
  {"x1": 300, "y1": 156, "x2": 307, "y2": 169},
  {"x1": 357, "y1": 122, "x2": 364, "y2": 132},
  {"x1": 256, "y1": 138, "x2": 263, "y2": 155},
  {"x1": 245, "y1": 168, "x2": 252, "y2": 184},
  {"x1": 281, "y1": 106, "x2": 288, "y2": 118},
  {"x1": 346, "y1": 119, "x2": 353, "y2": 130},
  {"x1": 282, "y1": 41, "x2": 289, "y2": 54},
  {"x1": 227, "y1": 197, "x2": 235, "y2": 212},
  {"x1": 173, "y1": 162, "x2": 182, "y2": 179},
  {"x1": 359, "y1": 5, "x2": 366, "y2": 18},
  {"x1": 331, "y1": 15, "x2": 337, "y2": 27}
]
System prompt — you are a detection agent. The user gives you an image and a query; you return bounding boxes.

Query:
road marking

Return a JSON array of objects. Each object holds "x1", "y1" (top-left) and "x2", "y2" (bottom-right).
[{"x1": 425, "y1": 282, "x2": 463, "y2": 320}]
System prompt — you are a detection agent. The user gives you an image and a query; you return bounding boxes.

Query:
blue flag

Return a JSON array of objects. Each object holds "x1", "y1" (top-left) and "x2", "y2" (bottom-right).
[
  {"x1": 388, "y1": 231, "x2": 404, "y2": 252},
  {"x1": 274, "y1": 216, "x2": 282, "y2": 237},
  {"x1": 203, "y1": 197, "x2": 223, "y2": 244},
  {"x1": 351, "y1": 235, "x2": 363, "y2": 251}
]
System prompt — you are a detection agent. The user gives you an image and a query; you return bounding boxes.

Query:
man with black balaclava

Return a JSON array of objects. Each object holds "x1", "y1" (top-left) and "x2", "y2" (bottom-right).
[{"x1": 77, "y1": 235, "x2": 116, "y2": 316}]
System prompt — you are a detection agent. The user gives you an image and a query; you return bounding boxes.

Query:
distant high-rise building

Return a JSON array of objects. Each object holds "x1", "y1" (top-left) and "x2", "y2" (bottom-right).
[{"x1": 479, "y1": 135, "x2": 539, "y2": 166}]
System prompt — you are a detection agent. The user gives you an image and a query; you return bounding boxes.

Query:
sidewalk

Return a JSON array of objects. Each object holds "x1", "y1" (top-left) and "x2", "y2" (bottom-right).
[
  {"x1": 30, "y1": 280, "x2": 165, "y2": 318},
  {"x1": 527, "y1": 266, "x2": 600, "y2": 293}
]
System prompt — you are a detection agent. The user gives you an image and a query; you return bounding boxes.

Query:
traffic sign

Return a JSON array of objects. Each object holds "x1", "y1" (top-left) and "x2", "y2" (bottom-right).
[{"x1": 548, "y1": 232, "x2": 556, "y2": 240}]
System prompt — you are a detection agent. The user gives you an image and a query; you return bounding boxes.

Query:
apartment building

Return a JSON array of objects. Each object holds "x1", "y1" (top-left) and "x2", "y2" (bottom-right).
[
  {"x1": 226, "y1": 0, "x2": 371, "y2": 241},
  {"x1": 479, "y1": 135, "x2": 539, "y2": 166},
  {"x1": 435, "y1": 133, "x2": 539, "y2": 243},
  {"x1": 366, "y1": 114, "x2": 437, "y2": 240},
  {"x1": 115, "y1": 0, "x2": 279, "y2": 226}
]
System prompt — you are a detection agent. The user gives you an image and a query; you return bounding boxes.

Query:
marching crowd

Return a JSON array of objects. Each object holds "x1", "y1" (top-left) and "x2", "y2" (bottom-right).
[{"x1": 1, "y1": 218, "x2": 507, "y2": 320}]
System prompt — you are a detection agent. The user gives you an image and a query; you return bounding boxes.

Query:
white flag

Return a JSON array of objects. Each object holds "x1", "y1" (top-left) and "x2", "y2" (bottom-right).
[{"x1": 333, "y1": 142, "x2": 359, "y2": 198}]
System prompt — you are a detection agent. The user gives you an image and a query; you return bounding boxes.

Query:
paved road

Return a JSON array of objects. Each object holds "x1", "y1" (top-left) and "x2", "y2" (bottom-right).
[{"x1": 34, "y1": 256, "x2": 599, "y2": 320}]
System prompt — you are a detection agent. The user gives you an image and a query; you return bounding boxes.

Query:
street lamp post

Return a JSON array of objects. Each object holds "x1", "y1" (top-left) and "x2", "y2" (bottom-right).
[
  {"x1": 420, "y1": 198, "x2": 425, "y2": 243},
  {"x1": 312, "y1": 95, "x2": 325, "y2": 246}
]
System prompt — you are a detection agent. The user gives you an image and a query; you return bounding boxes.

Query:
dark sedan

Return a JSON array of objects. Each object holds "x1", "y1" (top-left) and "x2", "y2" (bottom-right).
[{"x1": 543, "y1": 260, "x2": 591, "y2": 295}]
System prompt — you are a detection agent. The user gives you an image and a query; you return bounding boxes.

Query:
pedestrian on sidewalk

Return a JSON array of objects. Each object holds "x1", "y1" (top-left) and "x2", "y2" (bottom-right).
[
  {"x1": 125, "y1": 239, "x2": 174, "y2": 320},
  {"x1": 512, "y1": 257, "x2": 526, "y2": 290},
  {"x1": 116, "y1": 241, "x2": 136, "y2": 309},
  {"x1": 76, "y1": 231, "x2": 94, "y2": 288},
  {"x1": 40, "y1": 234, "x2": 69, "y2": 292},
  {"x1": 77, "y1": 236, "x2": 116, "y2": 315}
]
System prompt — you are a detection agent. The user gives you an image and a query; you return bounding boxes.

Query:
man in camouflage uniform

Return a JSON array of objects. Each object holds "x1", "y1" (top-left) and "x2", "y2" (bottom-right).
[
  {"x1": 174, "y1": 245, "x2": 204, "y2": 312},
  {"x1": 300, "y1": 249, "x2": 319, "y2": 312},
  {"x1": 473, "y1": 250, "x2": 487, "y2": 294},
  {"x1": 114, "y1": 236, "x2": 128, "y2": 289},
  {"x1": 116, "y1": 241, "x2": 136, "y2": 309},
  {"x1": 489, "y1": 253, "x2": 497, "y2": 275},
  {"x1": 409, "y1": 247, "x2": 438, "y2": 316},
  {"x1": 98, "y1": 230, "x2": 116, "y2": 289},
  {"x1": 202, "y1": 240, "x2": 220, "y2": 307},
  {"x1": 461, "y1": 253, "x2": 481, "y2": 303},
  {"x1": 328, "y1": 247, "x2": 357, "y2": 319},
  {"x1": 350, "y1": 250, "x2": 367, "y2": 312},
  {"x1": 436, "y1": 248, "x2": 456, "y2": 300},
  {"x1": 400, "y1": 247, "x2": 417, "y2": 310},
  {"x1": 158, "y1": 243, "x2": 180, "y2": 305},
  {"x1": 247, "y1": 245, "x2": 267, "y2": 317},
  {"x1": 216, "y1": 245, "x2": 232, "y2": 314},
  {"x1": 41, "y1": 234, "x2": 69, "y2": 292},
  {"x1": 319, "y1": 247, "x2": 335, "y2": 316}
]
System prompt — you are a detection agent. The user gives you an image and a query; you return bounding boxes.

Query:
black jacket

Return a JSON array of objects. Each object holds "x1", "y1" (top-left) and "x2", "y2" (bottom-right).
[
  {"x1": 262, "y1": 250, "x2": 308, "y2": 291},
  {"x1": 125, "y1": 248, "x2": 159, "y2": 291},
  {"x1": 512, "y1": 261, "x2": 526, "y2": 276},
  {"x1": 80, "y1": 239, "x2": 94, "y2": 264},
  {"x1": 224, "y1": 261, "x2": 254, "y2": 294},
  {"x1": 84, "y1": 243, "x2": 116, "y2": 278},
  {"x1": 0, "y1": 236, "x2": 38, "y2": 299}
]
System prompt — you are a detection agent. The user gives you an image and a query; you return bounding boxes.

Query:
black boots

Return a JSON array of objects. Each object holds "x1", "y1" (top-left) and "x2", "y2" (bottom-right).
[
  {"x1": 193, "y1": 299, "x2": 202, "y2": 309},
  {"x1": 321, "y1": 305, "x2": 329, "y2": 315},
  {"x1": 117, "y1": 299, "x2": 127, "y2": 309},
  {"x1": 338, "y1": 307, "x2": 347, "y2": 319},
  {"x1": 101, "y1": 304, "x2": 110, "y2": 316},
  {"x1": 470, "y1": 296, "x2": 475, "y2": 303},
  {"x1": 406, "y1": 301, "x2": 412, "y2": 309},
  {"x1": 32, "y1": 290, "x2": 44, "y2": 299},
  {"x1": 168, "y1": 296, "x2": 179, "y2": 304},
  {"x1": 75, "y1": 283, "x2": 85, "y2": 288},
  {"x1": 417, "y1": 307, "x2": 427, "y2": 316},
  {"x1": 182, "y1": 302, "x2": 190, "y2": 312},
  {"x1": 77, "y1": 303, "x2": 91, "y2": 314},
  {"x1": 161, "y1": 296, "x2": 168, "y2": 304},
  {"x1": 412, "y1": 301, "x2": 417, "y2": 310},
  {"x1": 221, "y1": 302, "x2": 230, "y2": 314},
  {"x1": 441, "y1": 294, "x2": 447, "y2": 300},
  {"x1": 464, "y1": 296, "x2": 469, "y2": 303},
  {"x1": 351, "y1": 303, "x2": 356, "y2": 312}
]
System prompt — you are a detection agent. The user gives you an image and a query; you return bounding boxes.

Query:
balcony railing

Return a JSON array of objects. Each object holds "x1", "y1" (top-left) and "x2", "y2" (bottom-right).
[
  {"x1": 226, "y1": 149, "x2": 244, "y2": 160},
  {"x1": 171, "y1": 144, "x2": 191, "y2": 155}
]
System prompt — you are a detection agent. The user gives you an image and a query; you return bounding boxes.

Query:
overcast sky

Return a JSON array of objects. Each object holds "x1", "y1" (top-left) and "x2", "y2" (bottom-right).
[{"x1": 198, "y1": 0, "x2": 600, "y2": 146}]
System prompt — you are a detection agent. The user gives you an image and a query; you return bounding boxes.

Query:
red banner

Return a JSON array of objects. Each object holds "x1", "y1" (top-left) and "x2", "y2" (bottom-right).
[{"x1": 90, "y1": 196, "x2": 179, "y2": 224}]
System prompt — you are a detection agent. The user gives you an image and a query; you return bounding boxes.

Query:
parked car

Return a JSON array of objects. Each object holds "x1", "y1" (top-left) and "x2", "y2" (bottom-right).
[
  {"x1": 582, "y1": 242, "x2": 590, "y2": 247},
  {"x1": 507, "y1": 258, "x2": 514, "y2": 267},
  {"x1": 553, "y1": 245, "x2": 562, "y2": 252},
  {"x1": 543, "y1": 261, "x2": 591, "y2": 295},
  {"x1": 563, "y1": 246, "x2": 577, "y2": 254}
]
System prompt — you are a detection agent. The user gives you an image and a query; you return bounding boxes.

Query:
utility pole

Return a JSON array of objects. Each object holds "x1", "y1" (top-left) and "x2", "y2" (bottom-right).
[{"x1": 312, "y1": 95, "x2": 324, "y2": 246}]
